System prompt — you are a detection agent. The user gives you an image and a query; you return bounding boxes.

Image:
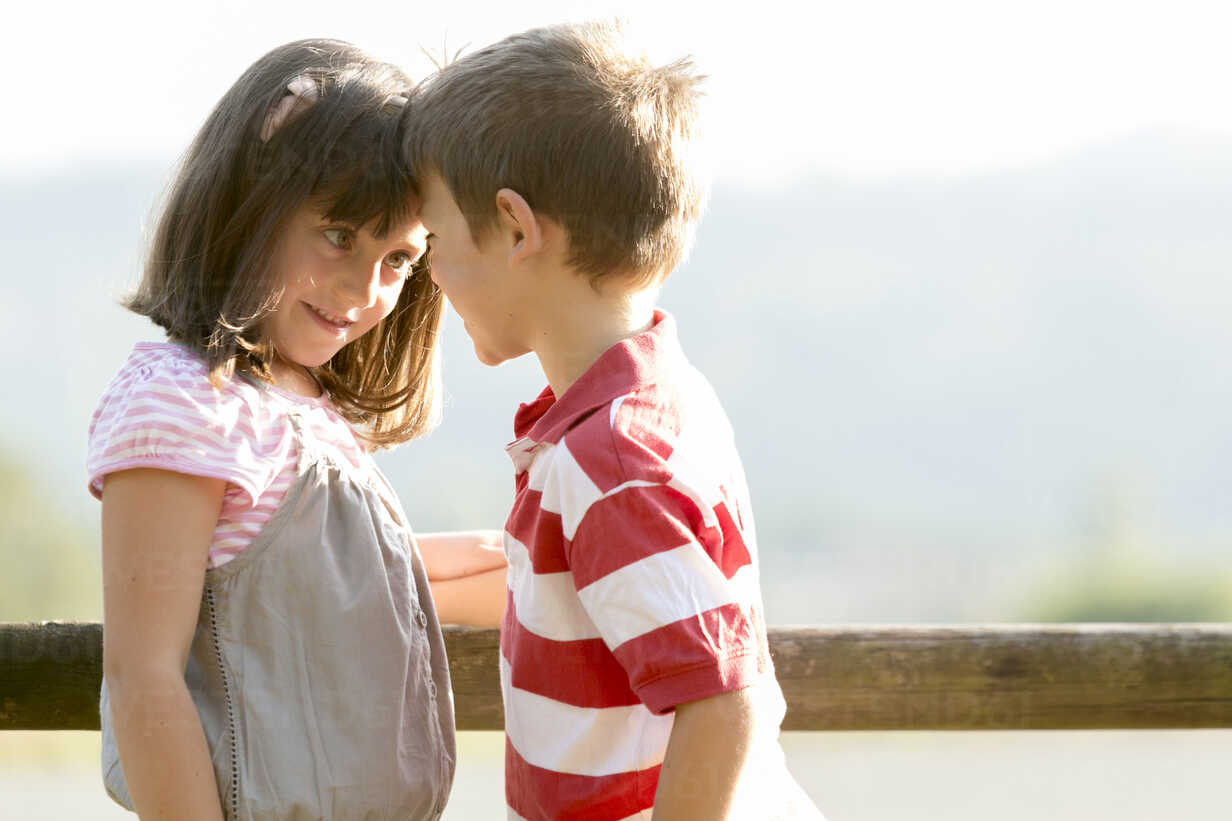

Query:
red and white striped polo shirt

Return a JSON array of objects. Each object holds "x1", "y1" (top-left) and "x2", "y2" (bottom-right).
[{"x1": 501, "y1": 311, "x2": 784, "y2": 820}]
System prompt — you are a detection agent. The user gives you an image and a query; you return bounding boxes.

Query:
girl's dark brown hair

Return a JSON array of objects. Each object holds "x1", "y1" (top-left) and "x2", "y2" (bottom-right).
[{"x1": 128, "y1": 38, "x2": 442, "y2": 449}]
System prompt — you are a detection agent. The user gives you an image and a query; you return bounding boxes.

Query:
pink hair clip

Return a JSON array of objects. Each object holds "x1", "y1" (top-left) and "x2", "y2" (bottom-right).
[{"x1": 260, "y1": 75, "x2": 320, "y2": 142}]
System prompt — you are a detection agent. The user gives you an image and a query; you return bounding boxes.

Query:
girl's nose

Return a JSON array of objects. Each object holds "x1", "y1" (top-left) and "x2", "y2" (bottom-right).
[{"x1": 340, "y1": 259, "x2": 382, "y2": 308}]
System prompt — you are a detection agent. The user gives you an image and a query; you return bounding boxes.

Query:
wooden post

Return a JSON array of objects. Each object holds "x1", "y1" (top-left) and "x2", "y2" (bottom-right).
[
  {"x1": 0, "y1": 621, "x2": 102, "y2": 731},
  {"x1": 3, "y1": 622, "x2": 1231, "y2": 731}
]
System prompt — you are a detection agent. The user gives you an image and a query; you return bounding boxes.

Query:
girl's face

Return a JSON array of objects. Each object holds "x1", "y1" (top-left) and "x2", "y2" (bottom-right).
[{"x1": 264, "y1": 202, "x2": 428, "y2": 390}]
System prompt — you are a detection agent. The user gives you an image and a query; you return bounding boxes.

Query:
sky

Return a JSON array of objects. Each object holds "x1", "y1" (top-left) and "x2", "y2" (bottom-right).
[{"x1": 9, "y1": 0, "x2": 1232, "y2": 181}]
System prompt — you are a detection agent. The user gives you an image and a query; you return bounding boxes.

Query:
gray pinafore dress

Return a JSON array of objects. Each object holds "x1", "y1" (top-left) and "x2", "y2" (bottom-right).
[{"x1": 100, "y1": 405, "x2": 456, "y2": 820}]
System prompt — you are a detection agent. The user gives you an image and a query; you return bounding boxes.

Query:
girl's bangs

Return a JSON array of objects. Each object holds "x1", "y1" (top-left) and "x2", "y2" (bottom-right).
[{"x1": 313, "y1": 122, "x2": 418, "y2": 237}]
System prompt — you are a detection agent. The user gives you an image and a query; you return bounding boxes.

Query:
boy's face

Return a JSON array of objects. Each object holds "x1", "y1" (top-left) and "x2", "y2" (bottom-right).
[{"x1": 419, "y1": 172, "x2": 533, "y2": 366}]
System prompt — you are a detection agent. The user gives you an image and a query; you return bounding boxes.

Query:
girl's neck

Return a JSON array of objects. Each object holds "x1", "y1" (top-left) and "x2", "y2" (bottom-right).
[{"x1": 268, "y1": 356, "x2": 323, "y2": 398}]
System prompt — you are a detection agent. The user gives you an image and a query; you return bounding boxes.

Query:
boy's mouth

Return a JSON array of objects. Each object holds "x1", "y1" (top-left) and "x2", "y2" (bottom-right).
[{"x1": 303, "y1": 301, "x2": 355, "y2": 332}]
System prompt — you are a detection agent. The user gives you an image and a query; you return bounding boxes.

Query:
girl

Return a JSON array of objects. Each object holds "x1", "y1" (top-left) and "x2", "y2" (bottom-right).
[{"x1": 87, "y1": 40, "x2": 506, "y2": 820}]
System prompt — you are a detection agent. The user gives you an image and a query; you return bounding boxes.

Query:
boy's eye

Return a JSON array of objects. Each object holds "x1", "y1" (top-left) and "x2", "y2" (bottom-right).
[{"x1": 322, "y1": 227, "x2": 353, "y2": 249}]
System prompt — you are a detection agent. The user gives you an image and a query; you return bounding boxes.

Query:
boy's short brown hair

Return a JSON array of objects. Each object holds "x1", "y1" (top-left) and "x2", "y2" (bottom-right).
[{"x1": 405, "y1": 21, "x2": 709, "y2": 284}]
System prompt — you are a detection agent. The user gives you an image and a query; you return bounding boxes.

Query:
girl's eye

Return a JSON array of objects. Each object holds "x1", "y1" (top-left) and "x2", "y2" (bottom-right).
[
  {"x1": 385, "y1": 251, "x2": 415, "y2": 277},
  {"x1": 322, "y1": 228, "x2": 352, "y2": 249}
]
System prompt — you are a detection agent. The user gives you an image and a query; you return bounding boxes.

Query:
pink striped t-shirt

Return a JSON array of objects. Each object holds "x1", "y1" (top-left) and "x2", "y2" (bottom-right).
[{"x1": 87, "y1": 342, "x2": 375, "y2": 568}]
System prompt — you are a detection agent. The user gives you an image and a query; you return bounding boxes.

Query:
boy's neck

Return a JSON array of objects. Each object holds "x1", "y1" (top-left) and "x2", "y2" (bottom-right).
[{"x1": 532, "y1": 279, "x2": 658, "y2": 399}]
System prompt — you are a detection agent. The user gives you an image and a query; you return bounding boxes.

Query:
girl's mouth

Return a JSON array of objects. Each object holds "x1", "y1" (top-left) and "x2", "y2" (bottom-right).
[{"x1": 303, "y1": 301, "x2": 355, "y2": 334}]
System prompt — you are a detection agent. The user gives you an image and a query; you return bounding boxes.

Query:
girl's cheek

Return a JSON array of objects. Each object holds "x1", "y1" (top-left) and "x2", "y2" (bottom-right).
[{"x1": 381, "y1": 284, "x2": 406, "y2": 314}]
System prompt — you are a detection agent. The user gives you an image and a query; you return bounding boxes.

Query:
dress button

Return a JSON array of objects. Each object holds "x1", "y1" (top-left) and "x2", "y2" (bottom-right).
[
  {"x1": 427, "y1": 680, "x2": 437, "y2": 699},
  {"x1": 417, "y1": 608, "x2": 428, "y2": 628}
]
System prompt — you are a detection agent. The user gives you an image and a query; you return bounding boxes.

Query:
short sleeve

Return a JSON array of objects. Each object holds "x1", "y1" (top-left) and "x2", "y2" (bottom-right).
[
  {"x1": 565, "y1": 474, "x2": 771, "y2": 715},
  {"x1": 86, "y1": 346, "x2": 282, "y2": 506}
]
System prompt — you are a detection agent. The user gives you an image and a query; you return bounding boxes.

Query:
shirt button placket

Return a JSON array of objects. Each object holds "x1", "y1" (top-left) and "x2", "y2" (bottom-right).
[{"x1": 414, "y1": 604, "x2": 436, "y2": 701}]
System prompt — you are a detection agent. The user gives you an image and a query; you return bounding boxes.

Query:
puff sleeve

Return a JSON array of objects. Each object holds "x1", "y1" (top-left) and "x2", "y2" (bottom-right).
[{"x1": 86, "y1": 345, "x2": 282, "y2": 507}]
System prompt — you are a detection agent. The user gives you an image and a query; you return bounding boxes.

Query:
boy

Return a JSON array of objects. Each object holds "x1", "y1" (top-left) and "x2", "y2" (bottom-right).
[{"x1": 406, "y1": 21, "x2": 822, "y2": 820}]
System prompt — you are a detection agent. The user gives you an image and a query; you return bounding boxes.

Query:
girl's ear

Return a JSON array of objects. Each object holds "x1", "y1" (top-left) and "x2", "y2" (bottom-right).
[{"x1": 494, "y1": 188, "x2": 552, "y2": 265}]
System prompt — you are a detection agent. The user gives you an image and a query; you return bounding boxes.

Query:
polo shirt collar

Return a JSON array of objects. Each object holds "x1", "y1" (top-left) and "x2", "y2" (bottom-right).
[{"x1": 511, "y1": 309, "x2": 681, "y2": 447}]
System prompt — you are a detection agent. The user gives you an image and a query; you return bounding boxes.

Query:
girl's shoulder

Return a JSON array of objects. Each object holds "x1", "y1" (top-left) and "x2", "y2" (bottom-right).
[
  {"x1": 103, "y1": 341, "x2": 256, "y2": 399},
  {"x1": 91, "y1": 342, "x2": 279, "y2": 431},
  {"x1": 86, "y1": 343, "x2": 292, "y2": 503}
]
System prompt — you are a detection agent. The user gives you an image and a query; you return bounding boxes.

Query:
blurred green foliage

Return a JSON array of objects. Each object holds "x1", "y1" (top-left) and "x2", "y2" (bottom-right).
[
  {"x1": 1023, "y1": 556, "x2": 1232, "y2": 623},
  {"x1": 1022, "y1": 479, "x2": 1232, "y2": 622},
  {"x1": 0, "y1": 451, "x2": 100, "y2": 622}
]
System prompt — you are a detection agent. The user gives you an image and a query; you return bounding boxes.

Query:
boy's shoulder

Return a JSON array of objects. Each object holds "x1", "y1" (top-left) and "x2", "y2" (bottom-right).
[
  {"x1": 556, "y1": 365, "x2": 734, "y2": 493},
  {"x1": 557, "y1": 385, "x2": 677, "y2": 489}
]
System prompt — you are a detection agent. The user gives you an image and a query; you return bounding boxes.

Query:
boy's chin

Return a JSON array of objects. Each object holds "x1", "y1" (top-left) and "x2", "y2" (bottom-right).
[
  {"x1": 472, "y1": 344, "x2": 510, "y2": 367},
  {"x1": 469, "y1": 337, "x2": 528, "y2": 368}
]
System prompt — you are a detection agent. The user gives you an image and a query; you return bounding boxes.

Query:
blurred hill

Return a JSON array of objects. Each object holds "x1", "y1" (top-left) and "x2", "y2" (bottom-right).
[{"x1": 2, "y1": 127, "x2": 1230, "y2": 623}]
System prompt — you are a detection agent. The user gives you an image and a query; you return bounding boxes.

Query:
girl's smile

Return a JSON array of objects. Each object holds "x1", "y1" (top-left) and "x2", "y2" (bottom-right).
[{"x1": 302, "y1": 300, "x2": 357, "y2": 334}]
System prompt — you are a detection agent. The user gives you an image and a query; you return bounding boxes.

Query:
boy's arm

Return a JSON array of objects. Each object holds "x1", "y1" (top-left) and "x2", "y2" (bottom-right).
[
  {"x1": 651, "y1": 687, "x2": 760, "y2": 821},
  {"x1": 429, "y1": 565, "x2": 507, "y2": 627},
  {"x1": 416, "y1": 529, "x2": 507, "y2": 581}
]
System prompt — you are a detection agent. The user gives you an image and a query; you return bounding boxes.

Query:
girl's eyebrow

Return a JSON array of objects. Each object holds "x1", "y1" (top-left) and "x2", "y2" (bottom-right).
[{"x1": 319, "y1": 216, "x2": 361, "y2": 230}]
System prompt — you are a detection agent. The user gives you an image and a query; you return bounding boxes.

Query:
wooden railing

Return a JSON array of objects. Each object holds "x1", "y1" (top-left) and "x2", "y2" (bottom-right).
[{"x1": 2, "y1": 622, "x2": 1231, "y2": 731}]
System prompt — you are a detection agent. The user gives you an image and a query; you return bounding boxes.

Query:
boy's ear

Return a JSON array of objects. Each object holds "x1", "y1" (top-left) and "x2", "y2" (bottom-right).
[{"x1": 494, "y1": 188, "x2": 551, "y2": 265}]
